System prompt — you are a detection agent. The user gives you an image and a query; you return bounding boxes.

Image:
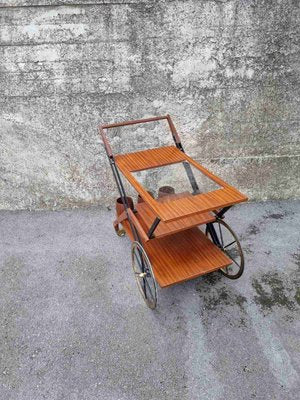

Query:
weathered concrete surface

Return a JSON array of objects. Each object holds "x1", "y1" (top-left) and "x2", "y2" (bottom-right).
[
  {"x1": 0, "y1": 200, "x2": 299, "y2": 399},
  {"x1": 0, "y1": 1, "x2": 300, "y2": 210}
]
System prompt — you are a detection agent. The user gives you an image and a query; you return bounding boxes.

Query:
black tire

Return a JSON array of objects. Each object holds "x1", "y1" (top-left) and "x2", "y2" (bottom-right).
[
  {"x1": 205, "y1": 220, "x2": 244, "y2": 279},
  {"x1": 131, "y1": 241, "x2": 157, "y2": 309}
]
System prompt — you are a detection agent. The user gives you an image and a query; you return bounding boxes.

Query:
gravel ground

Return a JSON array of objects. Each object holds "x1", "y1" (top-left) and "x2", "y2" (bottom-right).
[{"x1": 0, "y1": 200, "x2": 299, "y2": 400}]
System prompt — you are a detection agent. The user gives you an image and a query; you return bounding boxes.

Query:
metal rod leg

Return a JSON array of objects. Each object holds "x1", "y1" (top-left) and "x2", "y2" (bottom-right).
[
  {"x1": 207, "y1": 223, "x2": 221, "y2": 247},
  {"x1": 109, "y1": 159, "x2": 140, "y2": 243},
  {"x1": 148, "y1": 217, "x2": 161, "y2": 239},
  {"x1": 216, "y1": 206, "x2": 232, "y2": 219},
  {"x1": 182, "y1": 161, "x2": 200, "y2": 194}
]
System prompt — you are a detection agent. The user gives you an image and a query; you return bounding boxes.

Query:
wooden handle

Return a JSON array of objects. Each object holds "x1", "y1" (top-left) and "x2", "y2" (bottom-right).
[
  {"x1": 101, "y1": 115, "x2": 168, "y2": 130},
  {"x1": 99, "y1": 114, "x2": 181, "y2": 158},
  {"x1": 166, "y1": 114, "x2": 181, "y2": 143},
  {"x1": 99, "y1": 126, "x2": 113, "y2": 157}
]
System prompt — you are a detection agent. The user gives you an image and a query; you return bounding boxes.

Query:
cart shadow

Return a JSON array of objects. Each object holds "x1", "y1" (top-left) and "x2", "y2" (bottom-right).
[
  {"x1": 154, "y1": 270, "x2": 252, "y2": 334},
  {"x1": 156, "y1": 271, "x2": 248, "y2": 322}
]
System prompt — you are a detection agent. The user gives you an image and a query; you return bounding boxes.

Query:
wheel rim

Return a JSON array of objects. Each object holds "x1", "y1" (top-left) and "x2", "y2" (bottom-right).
[
  {"x1": 131, "y1": 241, "x2": 157, "y2": 309},
  {"x1": 206, "y1": 220, "x2": 244, "y2": 279}
]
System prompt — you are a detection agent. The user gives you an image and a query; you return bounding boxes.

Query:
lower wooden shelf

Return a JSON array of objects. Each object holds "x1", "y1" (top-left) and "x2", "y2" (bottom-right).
[{"x1": 122, "y1": 221, "x2": 232, "y2": 288}]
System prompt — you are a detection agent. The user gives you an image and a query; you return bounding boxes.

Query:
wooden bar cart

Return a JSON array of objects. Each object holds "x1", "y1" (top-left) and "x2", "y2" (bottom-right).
[{"x1": 99, "y1": 115, "x2": 248, "y2": 309}]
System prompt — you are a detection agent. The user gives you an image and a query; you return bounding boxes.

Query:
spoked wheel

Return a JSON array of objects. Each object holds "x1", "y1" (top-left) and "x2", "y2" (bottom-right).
[
  {"x1": 205, "y1": 220, "x2": 244, "y2": 279},
  {"x1": 131, "y1": 241, "x2": 157, "y2": 309}
]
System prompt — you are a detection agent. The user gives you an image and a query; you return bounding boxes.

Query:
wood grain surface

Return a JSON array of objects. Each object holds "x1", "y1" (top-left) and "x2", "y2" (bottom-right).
[
  {"x1": 115, "y1": 145, "x2": 248, "y2": 222},
  {"x1": 144, "y1": 227, "x2": 232, "y2": 287},
  {"x1": 121, "y1": 220, "x2": 232, "y2": 287},
  {"x1": 115, "y1": 145, "x2": 186, "y2": 171},
  {"x1": 136, "y1": 201, "x2": 215, "y2": 239}
]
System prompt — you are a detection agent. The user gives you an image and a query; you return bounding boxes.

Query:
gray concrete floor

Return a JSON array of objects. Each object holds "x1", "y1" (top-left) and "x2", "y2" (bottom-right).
[{"x1": 0, "y1": 200, "x2": 299, "y2": 400}]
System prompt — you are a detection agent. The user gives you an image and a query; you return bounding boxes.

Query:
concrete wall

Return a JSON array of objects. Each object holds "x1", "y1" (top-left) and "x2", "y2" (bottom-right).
[{"x1": 0, "y1": 0, "x2": 299, "y2": 210}]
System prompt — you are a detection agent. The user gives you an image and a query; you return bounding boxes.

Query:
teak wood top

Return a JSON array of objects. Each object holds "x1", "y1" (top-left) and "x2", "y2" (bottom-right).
[
  {"x1": 116, "y1": 146, "x2": 185, "y2": 171},
  {"x1": 136, "y1": 198, "x2": 215, "y2": 239},
  {"x1": 115, "y1": 146, "x2": 248, "y2": 223}
]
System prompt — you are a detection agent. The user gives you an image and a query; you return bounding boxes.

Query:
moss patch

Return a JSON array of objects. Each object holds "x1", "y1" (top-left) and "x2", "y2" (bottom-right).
[
  {"x1": 196, "y1": 278, "x2": 247, "y2": 313},
  {"x1": 252, "y1": 272, "x2": 296, "y2": 313}
]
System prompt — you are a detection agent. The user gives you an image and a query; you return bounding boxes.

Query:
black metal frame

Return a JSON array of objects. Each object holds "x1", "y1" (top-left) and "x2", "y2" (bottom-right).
[
  {"x1": 148, "y1": 217, "x2": 161, "y2": 239},
  {"x1": 205, "y1": 206, "x2": 232, "y2": 247},
  {"x1": 215, "y1": 206, "x2": 232, "y2": 219},
  {"x1": 146, "y1": 119, "x2": 202, "y2": 237},
  {"x1": 109, "y1": 156, "x2": 140, "y2": 242}
]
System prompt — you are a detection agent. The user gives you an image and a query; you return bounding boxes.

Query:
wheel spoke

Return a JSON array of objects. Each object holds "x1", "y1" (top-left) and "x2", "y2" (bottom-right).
[
  {"x1": 225, "y1": 252, "x2": 240, "y2": 267},
  {"x1": 134, "y1": 252, "x2": 144, "y2": 272},
  {"x1": 144, "y1": 278, "x2": 155, "y2": 302},
  {"x1": 135, "y1": 254, "x2": 145, "y2": 272},
  {"x1": 223, "y1": 240, "x2": 236, "y2": 249},
  {"x1": 134, "y1": 254, "x2": 149, "y2": 298},
  {"x1": 218, "y1": 222, "x2": 224, "y2": 247},
  {"x1": 143, "y1": 278, "x2": 147, "y2": 299},
  {"x1": 131, "y1": 241, "x2": 157, "y2": 308},
  {"x1": 138, "y1": 248, "x2": 146, "y2": 269}
]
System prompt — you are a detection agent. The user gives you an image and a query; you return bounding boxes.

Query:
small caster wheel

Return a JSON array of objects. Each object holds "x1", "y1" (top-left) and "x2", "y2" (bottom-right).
[
  {"x1": 113, "y1": 221, "x2": 126, "y2": 237},
  {"x1": 117, "y1": 228, "x2": 126, "y2": 237}
]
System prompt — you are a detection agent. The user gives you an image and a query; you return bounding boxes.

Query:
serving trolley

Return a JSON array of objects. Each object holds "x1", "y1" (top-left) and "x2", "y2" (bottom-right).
[{"x1": 99, "y1": 115, "x2": 248, "y2": 309}]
